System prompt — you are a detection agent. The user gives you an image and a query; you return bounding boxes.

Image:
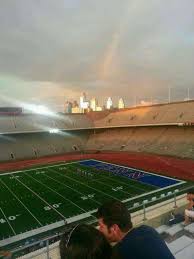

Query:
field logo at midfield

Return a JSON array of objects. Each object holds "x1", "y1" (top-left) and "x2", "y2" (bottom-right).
[{"x1": 79, "y1": 159, "x2": 182, "y2": 188}]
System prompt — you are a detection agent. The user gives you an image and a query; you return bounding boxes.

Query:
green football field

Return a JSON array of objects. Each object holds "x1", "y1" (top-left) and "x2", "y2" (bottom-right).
[{"x1": 0, "y1": 159, "x2": 186, "y2": 246}]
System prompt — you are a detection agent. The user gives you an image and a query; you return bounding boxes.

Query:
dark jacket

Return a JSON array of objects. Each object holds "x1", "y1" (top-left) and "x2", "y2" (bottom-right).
[{"x1": 114, "y1": 225, "x2": 175, "y2": 259}]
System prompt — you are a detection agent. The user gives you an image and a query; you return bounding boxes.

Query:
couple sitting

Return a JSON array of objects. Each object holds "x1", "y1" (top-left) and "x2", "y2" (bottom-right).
[{"x1": 60, "y1": 200, "x2": 174, "y2": 259}]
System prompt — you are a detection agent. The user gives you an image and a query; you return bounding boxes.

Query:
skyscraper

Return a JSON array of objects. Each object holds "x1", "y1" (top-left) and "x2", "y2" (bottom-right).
[
  {"x1": 106, "y1": 97, "x2": 113, "y2": 109},
  {"x1": 80, "y1": 92, "x2": 89, "y2": 112},
  {"x1": 64, "y1": 101, "x2": 72, "y2": 113},
  {"x1": 90, "y1": 98, "x2": 97, "y2": 111},
  {"x1": 118, "y1": 98, "x2": 125, "y2": 109}
]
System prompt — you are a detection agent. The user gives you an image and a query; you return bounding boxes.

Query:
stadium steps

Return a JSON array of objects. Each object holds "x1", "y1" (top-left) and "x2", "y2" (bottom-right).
[
  {"x1": 184, "y1": 223, "x2": 194, "y2": 234},
  {"x1": 164, "y1": 223, "x2": 183, "y2": 236},
  {"x1": 167, "y1": 235, "x2": 193, "y2": 254},
  {"x1": 156, "y1": 222, "x2": 194, "y2": 259},
  {"x1": 175, "y1": 243, "x2": 194, "y2": 259}
]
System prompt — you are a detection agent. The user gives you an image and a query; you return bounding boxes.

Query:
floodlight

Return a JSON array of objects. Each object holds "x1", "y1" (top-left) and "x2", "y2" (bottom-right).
[{"x1": 49, "y1": 128, "x2": 59, "y2": 134}]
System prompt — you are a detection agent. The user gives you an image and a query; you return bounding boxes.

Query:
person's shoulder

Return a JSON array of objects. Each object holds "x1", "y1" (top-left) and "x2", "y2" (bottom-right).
[{"x1": 135, "y1": 224, "x2": 156, "y2": 233}]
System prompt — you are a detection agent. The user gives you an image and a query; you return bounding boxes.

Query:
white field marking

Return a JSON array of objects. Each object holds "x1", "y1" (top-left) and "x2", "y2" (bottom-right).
[
  {"x1": 0, "y1": 206, "x2": 16, "y2": 235},
  {"x1": 87, "y1": 177, "x2": 133, "y2": 196},
  {"x1": 122, "y1": 181, "x2": 185, "y2": 203},
  {"x1": 77, "y1": 163, "x2": 148, "y2": 193},
  {"x1": 54, "y1": 167, "x2": 120, "y2": 201},
  {"x1": 0, "y1": 178, "x2": 43, "y2": 227},
  {"x1": 0, "y1": 159, "x2": 90, "y2": 176},
  {"x1": 0, "y1": 158, "x2": 185, "y2": 203},
  {"x1": 23, "y1": 172, "x2": 87, "y2": 213},
  {"x1": 95, "y1": 173, "x2": 149, "y2": 193},
  {"x1": 79, "y1": 160, "x2": 186, "y2": 203},
  {"x1": 15, "y1": 177, "x2": 67, "y2": 220},
  {"x1": 91, "y1": 159, "x2": 185, "y2": 183},
  {"x1": 72, "y1": 163, "x2": 153, "y2": 191},
  {"x1": 43, "y1": 170, "x2": 101, "y2": 205},
  {"x1": 85, "y1": 164, "x2": 165, "y2": 189}
]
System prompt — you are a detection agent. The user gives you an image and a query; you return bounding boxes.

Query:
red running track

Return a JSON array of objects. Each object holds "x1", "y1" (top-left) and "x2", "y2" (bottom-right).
[{"x1": 0, "y1": 152, "x2": 194, "y2": 181}]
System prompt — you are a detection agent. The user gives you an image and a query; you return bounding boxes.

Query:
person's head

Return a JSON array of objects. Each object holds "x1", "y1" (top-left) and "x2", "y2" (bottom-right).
[
  {"x1": 96, "y1": 200, "x2": 132, "y2": 243},
  {"x1": 60, "y1": 224, "x2": 112, "y2": 259},
  {"x1": 187, "y1": 189, "x2": 194, "y2": 201}
]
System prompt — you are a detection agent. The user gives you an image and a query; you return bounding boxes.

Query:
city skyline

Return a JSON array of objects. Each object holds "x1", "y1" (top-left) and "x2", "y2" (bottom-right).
[
  {"x1": 65, "y1": 93, "x2": 124, "y2": 113},
  {"x1": 0, "y1": 1, "x2": 194, "y2": 111}
]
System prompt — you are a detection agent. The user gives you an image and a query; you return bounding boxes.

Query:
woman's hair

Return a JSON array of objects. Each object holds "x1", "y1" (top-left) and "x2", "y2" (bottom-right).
[{"x1": 60, "y1": 224, "x2": 112, "y2": 259}]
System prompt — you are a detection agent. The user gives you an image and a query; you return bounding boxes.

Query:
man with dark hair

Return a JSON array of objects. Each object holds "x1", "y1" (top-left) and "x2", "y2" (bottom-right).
[
  {"x1": 96, "y1": 200, "x2": 175, "y2": 259},
  {"x1": 184, "y1": 189, "x2": 194, "y2": 225}
]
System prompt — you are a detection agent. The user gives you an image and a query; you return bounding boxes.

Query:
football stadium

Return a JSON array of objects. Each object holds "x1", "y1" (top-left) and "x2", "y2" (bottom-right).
[
  {"x1": 1, "y1": 2, "x2": 194, "y2": 258},
  {"x1": 0, "y1": 101, "x2": 194, "y2": 258}
]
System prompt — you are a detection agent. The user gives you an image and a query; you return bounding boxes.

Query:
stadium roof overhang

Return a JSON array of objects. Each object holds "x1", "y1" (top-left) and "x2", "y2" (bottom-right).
[{"x1": 0, "y1": 122, "x2": 187, "y2": 135}]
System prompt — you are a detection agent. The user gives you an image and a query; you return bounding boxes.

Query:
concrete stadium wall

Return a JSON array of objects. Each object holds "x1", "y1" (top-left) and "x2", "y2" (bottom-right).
[
  {"x1": 0, "y1": 132, "x2": 89, "y2": 162},
  {"x1": 86, "y1": 126, "x2": 194, "y2": 159}
]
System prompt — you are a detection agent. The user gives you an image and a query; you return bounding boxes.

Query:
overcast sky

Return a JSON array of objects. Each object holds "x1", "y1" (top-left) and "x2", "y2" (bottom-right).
[{"x1": 0, "y1": 0, "x2": 194, "y2": 110}]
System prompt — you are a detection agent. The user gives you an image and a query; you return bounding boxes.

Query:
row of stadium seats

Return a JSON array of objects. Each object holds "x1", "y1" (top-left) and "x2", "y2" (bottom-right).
[
  {"x1": 94, "y1": 101, "x2": 194, "y2": 127},
  {"x1": 0, "y1": 114, "x2": 93, "y2": 133},
  {"x1": 0, "y1": 132, "x2": 88, "y2": 161},
  {"x1": 86, "y1": 126, "x2": 194, "y2": 159},
  {"x1": 1, "y1": 101, "x2": 194, "y2": 134},
  {"x1": 0, "y1": 101, "x2": 194, "y2": 162},
  {"x1": 0, "y1": 125, "x2": 194, "y2": 161}
]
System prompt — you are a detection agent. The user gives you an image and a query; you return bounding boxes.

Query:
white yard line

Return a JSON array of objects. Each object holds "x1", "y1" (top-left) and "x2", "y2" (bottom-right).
[
  {"x1": 55, "y1": 169, "x2": 120, "y2": 201},
  {"x1": 88, "y1": 177, "x2": 133, "y2": 196},
  {"x1": 74, "y1": 163, "x2": 147, "y2": 193},
  {"x1": 15, "y1": 177, "x2": 67, "y2": 220},
  {"x1": 0, "y1": 158, "x2": 186, "y2": 209},
  {"x1": 0, "y1": 206, "x2": 16, "y2": 235},
  {"x1": 96, "y1": 173, "x2": 149, "y2": 193},
  {"x1": 79, "y1": 160, "x2": 186, "y2": 203},
  {"x1": 23, "y1": 173, "x2": 87, "y2": 213},
  {"x1": 0, "y1": 160, "x2": 83, "y2": 176},
  {"x1": 92, "y1": 159, "x2": 185, "y2": 183},
  {"x1": 0, "y1": 178, "x2": 43, "y2": 227},
  {"x1": 44, "y1": 170, "x2": 101, "y2": 206}
]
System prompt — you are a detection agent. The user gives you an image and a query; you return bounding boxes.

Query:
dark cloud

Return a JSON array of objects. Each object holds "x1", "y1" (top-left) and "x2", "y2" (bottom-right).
[{"x1": 0, "y1": 0, "x2": 194, "y2": 107}]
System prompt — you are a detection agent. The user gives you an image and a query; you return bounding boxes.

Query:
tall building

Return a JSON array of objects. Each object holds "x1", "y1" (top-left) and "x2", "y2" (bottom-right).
[
  {"x1": 71, "y1": 100, "x2": 80, "y2": 113},
  {"x1": 80, "y1": 92, "x2": 89, "y2": 112},
  {"x1": 72, "y1": 100, "x2": 79, "y2": 108},
  {"x1": 96, "y1": 106, "x2": 102, "y2": 111},
  {"x1": 64, "y1": 101, "x2": 72, "y2": 113},
  {"x1": 118, "y1": 98, "x2": 125, "y2": 109},
  {"x1": 80, "y1": 92, "x2": 86, "y2": 109},
  {"x1": 90, "y1": 98, "x2": 97, "y2": 111},
  {"x1": 72, "y1": 107, "x2": 80, "y2": 113},
  {"x1": 106, "y1": 97, "x2": 113, "y2": 109}
]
